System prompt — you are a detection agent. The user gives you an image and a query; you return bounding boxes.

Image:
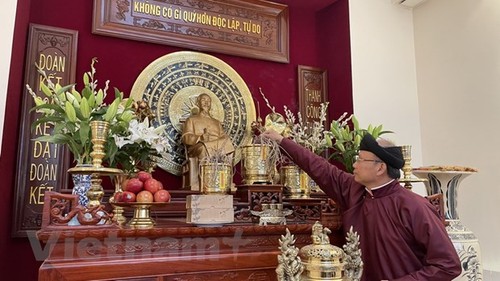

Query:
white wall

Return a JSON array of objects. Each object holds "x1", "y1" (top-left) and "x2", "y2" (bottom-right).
[
  {"x1": 348, "y1": 0, "x2": 426, "y2": 196},
  {"x1": 350, "y1": 0, "x2": 500, "y2": 275},
  {"x1": 414, "y1": 0, "x2": 500, "y2": 273},
  {"x1": 0, "y1": 0, "x2": 18, "y2": 157}
]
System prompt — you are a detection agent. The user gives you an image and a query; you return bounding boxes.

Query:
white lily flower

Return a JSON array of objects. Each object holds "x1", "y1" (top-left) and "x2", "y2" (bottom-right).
[{"x1": 113, "y1": 135, "x2": 134, "y2": 148}]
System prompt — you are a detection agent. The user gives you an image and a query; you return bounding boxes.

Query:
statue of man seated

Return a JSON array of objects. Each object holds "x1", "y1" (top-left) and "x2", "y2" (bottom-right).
[{"x1": 181, "y1": 93, "x2": 235, "y2": 189}]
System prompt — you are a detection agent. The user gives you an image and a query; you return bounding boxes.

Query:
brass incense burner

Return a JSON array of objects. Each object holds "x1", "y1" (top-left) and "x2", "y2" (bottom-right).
[
  {"x1": 280, "y1": 165, "x2": 302, "y2": 198},
  {"x1": 241, "y1": 144, "x2": 274, "y2": 184},
  {"x1": 199, "y1": 162, "x2": 232, "y2": 194},
  {"x1": 280, "y1": 165, "x2": 313, "y2": 198},
  {"x1": 277, "y1": 222, "x2": 363, "y2": 281}
]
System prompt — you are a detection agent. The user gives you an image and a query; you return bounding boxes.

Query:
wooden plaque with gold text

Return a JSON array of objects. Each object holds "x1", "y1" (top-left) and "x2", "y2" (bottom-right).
[
  {"x1": 92, "y1": 0, "x2": 289, "y2": 63},
  {"x1": 12, "y1": 24, "x2": 77, "y2": 237},
  {"x1": 298, "y1": 65, "x2": 329, "y2": 127}
]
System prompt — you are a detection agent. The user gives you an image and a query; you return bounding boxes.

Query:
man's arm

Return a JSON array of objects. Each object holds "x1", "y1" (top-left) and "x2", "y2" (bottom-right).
[{"x1": 279, "y1": 138, "x2": 361, "y2": 210}]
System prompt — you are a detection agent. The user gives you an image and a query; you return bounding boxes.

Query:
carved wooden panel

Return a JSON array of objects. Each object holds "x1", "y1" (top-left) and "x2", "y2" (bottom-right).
[
  {"x1": 12, "y1": 24, "x2": 77, "y2": 237},
  {"x1": 92, "y1": 0, "x2": 289, "y2": 63}
]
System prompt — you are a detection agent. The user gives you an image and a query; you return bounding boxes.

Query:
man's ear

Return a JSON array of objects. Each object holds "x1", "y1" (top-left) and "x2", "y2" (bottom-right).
[{"x1": 376, "y1": 163, "x2": 386, "y2": 176}]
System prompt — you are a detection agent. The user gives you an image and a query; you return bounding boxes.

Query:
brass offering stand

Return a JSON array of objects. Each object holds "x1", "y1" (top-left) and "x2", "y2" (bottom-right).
[
  {"x1": 67, "y1": 121, "x2": 123, "y2": 208},
  {"x1": 398, "y1": 145, "x2": 426, "y2": 189}
]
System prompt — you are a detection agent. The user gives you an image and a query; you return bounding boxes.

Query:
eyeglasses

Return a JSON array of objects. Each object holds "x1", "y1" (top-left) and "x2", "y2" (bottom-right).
[{"x1": 353, "y1": 155, "x2": 383, "y2": 164}]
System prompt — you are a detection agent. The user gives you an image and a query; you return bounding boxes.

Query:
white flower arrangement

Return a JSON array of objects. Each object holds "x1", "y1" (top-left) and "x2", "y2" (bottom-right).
[
  {"x1": 114, "y1": 117, "x2": 169, "y2": 153},
  {"x1": 108, "y1": 116, "x2": 170, "y2": 173},
  {"x1": 283, "y1": 102, "x2": 329, "y2": 155}
]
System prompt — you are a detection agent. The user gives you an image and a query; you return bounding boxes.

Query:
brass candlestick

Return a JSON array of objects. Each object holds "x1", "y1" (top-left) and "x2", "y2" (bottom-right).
[
  {"x1": 110, "y1": 174, "x2": 127, "y2": 226},
  {"x1": 68, "y1": 120, "x2": 123, "y2": 208},
  {"x1": 398, "y1": 145, "x2": 426, "y2": 189},
  {"x1": 90, "y1": 120, "x2": 109, "y2": 168},
  {"x1": 402, "y1": 145, "x2": 412, "y2": 180}
]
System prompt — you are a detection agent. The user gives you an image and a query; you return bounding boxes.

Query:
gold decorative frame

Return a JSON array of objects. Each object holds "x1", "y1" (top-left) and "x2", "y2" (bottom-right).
[{"x1": 130, "y1": 51, "x2": 256, "y2": 175}]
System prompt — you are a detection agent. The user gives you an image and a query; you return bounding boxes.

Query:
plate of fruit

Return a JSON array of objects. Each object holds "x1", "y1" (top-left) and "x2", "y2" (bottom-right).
[{"x1": 112, "y1": 171, "x2": 171, "y2": 205}]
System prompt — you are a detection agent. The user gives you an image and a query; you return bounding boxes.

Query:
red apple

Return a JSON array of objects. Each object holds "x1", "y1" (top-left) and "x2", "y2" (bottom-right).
[
  {"x1": 154, "y1": 189, "x2": 171, "y2": 203},
  {"x1": 112, "y1": 191, "x2": 123, "y2": 203},
  {"x1": 121, "y1": 178, "x2": 129, "y2": 190},
  {"x1": 136, "y1": 190, "x2": 154, "y2": 203},
  {"x1": 121, "y1": 191, "x2": 136, "y2": 202},
  {"x1": 137, "y1": 171, "x2": 152, "y2": 182},
  {"x1": 125, "y1": 178, "x2": 143, "y2": 194},
  {"x1": 144, "y1": 178, "x2": 161, "y2": 194},
  {"x1": 157, "y1": 180, "x2": 164, "y2": 190}
]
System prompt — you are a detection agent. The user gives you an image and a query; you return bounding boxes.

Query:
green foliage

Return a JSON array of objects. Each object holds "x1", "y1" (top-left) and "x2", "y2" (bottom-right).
[
  {"x1": 27, "y1": 58, "x2": 134, "y2": 165},
  {"x1": 325, "y1": 114, "x2": 392, "y2": 173}
]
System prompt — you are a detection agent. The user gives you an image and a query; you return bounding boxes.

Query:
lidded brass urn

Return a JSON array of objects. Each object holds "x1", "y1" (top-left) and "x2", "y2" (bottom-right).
[
  {"x1": 276, "y1": 222, "x2": 363, "y2": 281},
  {"x1": 299, "y1": 223, "x2": 346, "y2": 280}
]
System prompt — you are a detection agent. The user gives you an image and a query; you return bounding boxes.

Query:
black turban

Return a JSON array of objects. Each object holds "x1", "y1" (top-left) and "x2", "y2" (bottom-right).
[{"x1": 359, "y1": 134, "x2": 404, "y2": 169}]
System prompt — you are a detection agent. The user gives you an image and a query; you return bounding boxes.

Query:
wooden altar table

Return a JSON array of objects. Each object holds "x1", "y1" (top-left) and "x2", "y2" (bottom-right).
[{"x1": 36, "y1": 220, "x2": 343, "y2": 281}]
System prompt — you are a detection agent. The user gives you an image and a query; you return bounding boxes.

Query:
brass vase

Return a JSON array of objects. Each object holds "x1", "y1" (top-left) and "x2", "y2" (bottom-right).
[{"x1": 241, "y1": 144, "x2": 273, "y2": 184}]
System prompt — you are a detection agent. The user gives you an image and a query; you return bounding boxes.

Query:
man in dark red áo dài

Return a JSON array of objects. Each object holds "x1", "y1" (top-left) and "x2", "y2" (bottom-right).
[{"x1": 261, "y1": 129, "x2": 461, "y2": 281}]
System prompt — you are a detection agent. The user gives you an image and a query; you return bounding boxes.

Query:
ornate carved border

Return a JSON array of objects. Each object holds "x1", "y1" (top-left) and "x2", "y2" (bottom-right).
[
  {"x1": 12, "y1": 24, "x2": 77, "y2": 237},
  {"x1": 92, "y1": 0, "x2": 289, "y2": 63}
]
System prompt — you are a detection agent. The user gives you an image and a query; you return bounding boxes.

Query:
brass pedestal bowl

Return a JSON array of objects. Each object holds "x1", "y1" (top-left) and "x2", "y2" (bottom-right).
[{"x1": 111, "y1": 202, "x2": 168, "y2": 229}]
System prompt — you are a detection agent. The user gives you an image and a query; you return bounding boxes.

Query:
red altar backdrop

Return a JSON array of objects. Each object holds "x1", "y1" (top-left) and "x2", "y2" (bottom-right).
[{"x1": 0, "y1": 0, "x2": 352, "y2": 280}]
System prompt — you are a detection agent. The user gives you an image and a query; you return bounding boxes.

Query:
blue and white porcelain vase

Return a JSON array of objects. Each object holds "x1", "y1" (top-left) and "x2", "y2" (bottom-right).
[
  {"x1": 413, "y1": 170, "x2": 482, "y2": 281},
  {"x1": 72, "y1": 173, "x2": 91, "y2": 207}
]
